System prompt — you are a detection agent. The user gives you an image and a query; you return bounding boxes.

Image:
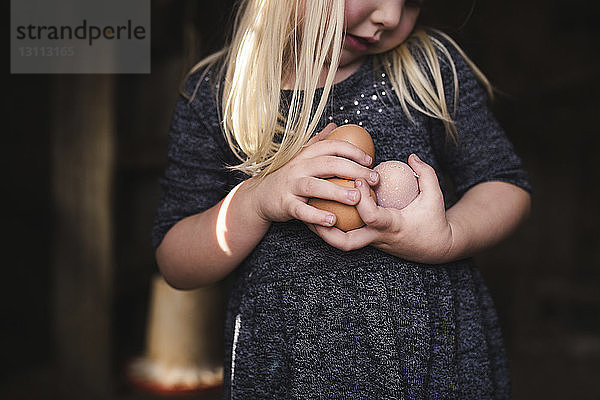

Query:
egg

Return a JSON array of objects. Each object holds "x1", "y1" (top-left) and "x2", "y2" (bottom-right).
[
  {"x1": 309, "y1": 178, "x2": 376, "y2": 231},
  {"x1": 373, "y1": 161, "x2": 419, "y2": 209},
  {"x1": 326, "y1": 124, "x2": 375, "y2": 164},
  {"x1": 308, "y1": 124, "x2": 376, "y2": 231}
]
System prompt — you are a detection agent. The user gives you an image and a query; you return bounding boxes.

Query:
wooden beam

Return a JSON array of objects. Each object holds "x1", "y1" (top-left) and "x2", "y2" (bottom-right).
[{"x1": 51, "y1": 75, "x2": 115, "y2": 398}]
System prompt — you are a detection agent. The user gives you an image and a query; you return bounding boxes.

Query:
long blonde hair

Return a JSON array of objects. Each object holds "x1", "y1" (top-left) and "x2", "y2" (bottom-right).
[{"x1": 186, "y1": 0, "x2": 491, "y2": 177}]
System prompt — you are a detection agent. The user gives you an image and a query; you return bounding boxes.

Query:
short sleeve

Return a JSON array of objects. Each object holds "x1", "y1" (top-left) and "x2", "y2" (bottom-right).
[
  {"x1": 430, "y1": 36, "x2": 532, "y2": 199},
  {"x1": 151, "y1": 72, "x2": 242, "y2": 250}
]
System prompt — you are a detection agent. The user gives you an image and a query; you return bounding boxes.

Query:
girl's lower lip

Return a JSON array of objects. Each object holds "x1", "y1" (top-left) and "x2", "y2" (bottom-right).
[{"x1": 344, "y1": 34, "x2": 369, "y2": 52}]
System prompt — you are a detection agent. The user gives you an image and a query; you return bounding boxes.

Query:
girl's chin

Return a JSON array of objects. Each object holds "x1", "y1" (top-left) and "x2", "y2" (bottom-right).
[{"x1": 338, "y1": 52, "x2": 367, "y2": 69}]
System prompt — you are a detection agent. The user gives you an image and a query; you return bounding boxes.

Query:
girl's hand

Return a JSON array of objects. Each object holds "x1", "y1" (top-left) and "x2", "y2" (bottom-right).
[
  {"x1": 309, "y1": 154, "x2": 455, "y2": 264},
  {"x1": 249, "y1": 123, "x2": 380, "y2": 227}
]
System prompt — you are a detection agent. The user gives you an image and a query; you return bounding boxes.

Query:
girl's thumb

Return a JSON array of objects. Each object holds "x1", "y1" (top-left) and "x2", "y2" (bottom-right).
[{"x1": 408, "y1": 154, "x2": 440, "y2": 195}]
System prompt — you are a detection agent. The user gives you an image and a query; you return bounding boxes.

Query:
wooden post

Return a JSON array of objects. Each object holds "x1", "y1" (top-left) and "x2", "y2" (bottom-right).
[{"x1": 51, "y1": 75, "x2": 115, "y2": 399}]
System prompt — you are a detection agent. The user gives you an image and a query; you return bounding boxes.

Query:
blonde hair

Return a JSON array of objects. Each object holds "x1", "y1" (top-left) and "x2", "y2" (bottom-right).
[
  {"x1": 380, "y1": 28, "x2": 492, "y2": 143},
  {"x1": 186, "y1": 0, "x2": 492, "y2": 177}
]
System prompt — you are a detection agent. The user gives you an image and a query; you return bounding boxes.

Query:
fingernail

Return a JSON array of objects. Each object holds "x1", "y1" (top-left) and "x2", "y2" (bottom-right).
[
  {"x1": 364, "y1": 154, "x2": 372, "y2": 165},
  {"x1": 355, "y1": 179, "x2": 363, "y2": 188},
  {"x1": 370, "y1": 172, "x2": 379, "y2": 183},
  {"x1": 348, "y1": 190, "x2": 358, "y2": 201},
  {"x1": 412, "y1": 154, "x2": 421, "y2": 162},
  {"x1": 326, "y1": 214, "x2": 335, "y2": 225}
]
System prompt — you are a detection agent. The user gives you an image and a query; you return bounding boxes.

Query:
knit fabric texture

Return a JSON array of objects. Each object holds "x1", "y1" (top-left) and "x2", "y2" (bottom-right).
[{"x1": 152, "y1": 36, "x2": 531, "y2": 399}]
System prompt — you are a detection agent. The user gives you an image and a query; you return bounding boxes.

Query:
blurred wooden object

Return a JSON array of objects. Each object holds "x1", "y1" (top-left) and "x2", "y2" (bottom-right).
[
  {"x1": 51, "y1": 75, "x2": 115, "y2": 398},
  {"x1": 127, "y1": 275, "x2": 224, "y2": 394}
]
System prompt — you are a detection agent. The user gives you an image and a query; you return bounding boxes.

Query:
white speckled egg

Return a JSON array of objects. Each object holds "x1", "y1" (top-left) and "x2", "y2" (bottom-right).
[{"x1": 373, "y1": 161, "x2": 419, "y2": 209}]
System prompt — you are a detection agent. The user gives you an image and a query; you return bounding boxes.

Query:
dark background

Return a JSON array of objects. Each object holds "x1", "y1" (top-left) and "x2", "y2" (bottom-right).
[{"x1": 3, "y1": 0, "x2": 600, "y2": 398}]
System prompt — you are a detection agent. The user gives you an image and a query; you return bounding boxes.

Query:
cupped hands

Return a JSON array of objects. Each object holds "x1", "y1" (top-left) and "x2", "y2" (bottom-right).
[
  {"x1": 308, "y1": 153, "x2": 456, "y2": 264},
  {"x1": 248, "y1": 123, "x2": 379, "y2": 228}
]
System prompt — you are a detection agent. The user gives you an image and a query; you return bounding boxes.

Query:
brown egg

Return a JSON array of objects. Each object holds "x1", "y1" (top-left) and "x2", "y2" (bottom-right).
[
  {"x1": 308, "y1": 125, "x2": 376, "y2": 231},
  {"x1": 308, "y1": 178, "x2": 376, "y2": 231},
  {"x1": 326, "y1": 124, "x2": 375, "y2": 164},
  {"x1": 373, "y1": 161, "x2": 419, "y2": 209}
]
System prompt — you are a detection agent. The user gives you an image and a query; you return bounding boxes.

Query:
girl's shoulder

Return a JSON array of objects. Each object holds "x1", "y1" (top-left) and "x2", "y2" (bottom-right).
[
  {"x1": 411, "y1": 28, "x2": 493, "y2": 107},
  {"x1": 427, "y1": 29, "x2": 491, "y2": 91},
  {"x1": 173, "y1": 62, "x2": 226, "y2": 133},
  {"x1": 182, "y1": 50, "x2": 228, "y2": 98},
  {"x1": 408, "y1": 29, "x2": 474, "y2": 79},
  {"x1": 167, "y1": 63, "x2": 227, "y2": 150},
  {"x1": 179, "y1": 64, "x2": 221, "y2": 107}
]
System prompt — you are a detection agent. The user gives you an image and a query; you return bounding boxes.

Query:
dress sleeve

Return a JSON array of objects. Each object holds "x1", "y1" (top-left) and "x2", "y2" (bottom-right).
[
  {"x1": 151, "y1": 72, "x2": 241, "y2": 250},
  {"x1": 430, "y1": 36, "x2": 532, "y2": 199}
]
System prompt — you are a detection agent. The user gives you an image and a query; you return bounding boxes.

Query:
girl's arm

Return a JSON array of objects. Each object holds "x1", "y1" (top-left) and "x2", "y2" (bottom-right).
[
  {"x1": 443, "y1": 177, "x2": 531, "y2": 262},
  {"x1": 310, "y1": 154, "x2": 531, "y2": 263},
  {"x1": 156, "y1": 123, "x2": 379, "y2": 288},
  {"x1": 156, "y1": 178, "x2": 270, "y2": 289}
]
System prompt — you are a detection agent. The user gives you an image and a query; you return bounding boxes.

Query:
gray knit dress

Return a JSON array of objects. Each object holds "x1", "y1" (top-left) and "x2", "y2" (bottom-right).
[{"x1": 152, "y1": 37, "x2": 531, "y2": 399}]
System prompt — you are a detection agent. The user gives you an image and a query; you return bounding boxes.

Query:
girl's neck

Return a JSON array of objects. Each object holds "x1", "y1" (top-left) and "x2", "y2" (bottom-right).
[{"x1": 282, "y1": 56, "x2": 366, "y2": 90}]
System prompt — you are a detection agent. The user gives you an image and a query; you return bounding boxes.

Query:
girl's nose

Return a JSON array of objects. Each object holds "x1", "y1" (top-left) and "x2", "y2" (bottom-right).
[{"x1": 370, "y1": 1, "x2": 402, "y2": 29}]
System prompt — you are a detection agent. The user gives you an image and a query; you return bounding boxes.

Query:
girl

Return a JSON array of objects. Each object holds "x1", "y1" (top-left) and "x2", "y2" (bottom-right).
[{"x1": 153, "y1": 0, "x2": 531, "y2": 398}]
